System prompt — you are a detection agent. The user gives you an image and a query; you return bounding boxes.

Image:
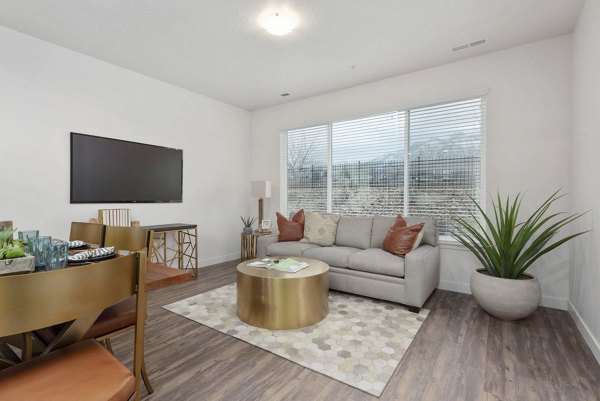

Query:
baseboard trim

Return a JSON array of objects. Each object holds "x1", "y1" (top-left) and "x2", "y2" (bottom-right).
[
  {"x1": 438, "y1": 280, "x2": 470, "y2": 294},
  {"x1": 438, "y1": 280, "x2": 568, "y2": 310},
  {"x1": 540, "y1": 295, "x2": 568, "y2": 310},
  {"x1": 199, "y1": 252, "x2": 239, "y2": 267},
  {"x1": 568, "y1": 301, "x2": 600, "y2": 364}
]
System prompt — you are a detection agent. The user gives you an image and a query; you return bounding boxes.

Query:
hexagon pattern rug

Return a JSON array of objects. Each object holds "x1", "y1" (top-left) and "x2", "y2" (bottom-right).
[{"x1": 163, "y1": 284, "x2": 429, "y2": 397}]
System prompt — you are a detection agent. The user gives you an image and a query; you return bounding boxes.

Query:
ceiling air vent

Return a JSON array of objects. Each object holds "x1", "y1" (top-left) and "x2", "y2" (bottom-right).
[{"x1": 452, "y1": 37, "x2": 489, "y2": 52}]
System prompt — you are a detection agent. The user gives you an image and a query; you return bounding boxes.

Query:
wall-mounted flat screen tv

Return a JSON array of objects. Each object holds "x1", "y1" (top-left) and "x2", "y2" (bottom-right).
[{"x1": 70, "y1": 133, "x2": 183, "y2": 203}]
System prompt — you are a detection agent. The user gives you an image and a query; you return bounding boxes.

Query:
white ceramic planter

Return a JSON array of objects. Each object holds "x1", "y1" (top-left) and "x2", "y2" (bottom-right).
[{"x1": 470, "y1": 269, "x2": 541, "y2": 321}]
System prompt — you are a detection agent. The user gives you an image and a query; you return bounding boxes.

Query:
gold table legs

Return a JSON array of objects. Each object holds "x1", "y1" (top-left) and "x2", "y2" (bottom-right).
[
  {"x1": 240, "y1": 233, "x2": 259, "y2": 260},
  {"x1": 240, "y1": 231, "x2": 274, "y2": 261},
  {"x1": 150, "y1": 227, "x2": 199, "y2": 278}
]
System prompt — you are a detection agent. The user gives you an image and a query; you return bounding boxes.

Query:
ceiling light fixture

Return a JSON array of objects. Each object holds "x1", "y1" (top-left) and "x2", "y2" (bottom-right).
[{"x1": 263, "y1": 13, "x2": 296, "y2": 36}]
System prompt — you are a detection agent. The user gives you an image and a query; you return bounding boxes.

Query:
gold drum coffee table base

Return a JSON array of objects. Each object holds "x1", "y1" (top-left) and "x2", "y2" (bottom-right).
[{"x1": 236, "y1": 257, "x2": 329, "y2": 330}]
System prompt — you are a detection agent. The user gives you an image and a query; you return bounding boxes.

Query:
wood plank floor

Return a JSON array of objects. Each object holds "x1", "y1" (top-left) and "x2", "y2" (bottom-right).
[{"x1": 112, "y1": 260, "x2": 600, "y2": 401}]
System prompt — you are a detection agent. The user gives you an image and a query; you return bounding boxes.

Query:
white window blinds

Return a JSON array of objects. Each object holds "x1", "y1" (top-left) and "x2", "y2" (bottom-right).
[
  {"x1": 286, "y1": 124, "x2": 329, "y2": 213},
  {"x1": 282, "y1": 97, "x2": 485, "y2": 237},
  {"x1": 407, "y1": 98, "x2": 484, "y2": 235},
  {"x1": 332, "y1": 112, "x2": 405, "y2": 216}
]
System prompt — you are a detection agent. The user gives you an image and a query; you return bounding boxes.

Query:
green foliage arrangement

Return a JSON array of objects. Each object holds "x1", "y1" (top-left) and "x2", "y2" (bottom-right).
[
  {"x1": 0, "y1": 228, "x2": 26, "y2": 260},
  {"x1": 451, "y1": 190, "x2": 588, "y2": 279},
  {"x1": 240, "y1": 216, "x2": 257, "y2": 228}
]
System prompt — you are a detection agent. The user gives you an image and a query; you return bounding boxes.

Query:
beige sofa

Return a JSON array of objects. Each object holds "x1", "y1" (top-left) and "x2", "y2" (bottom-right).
[{"x1": 257, "y1": 215, "x2": 440, "y2": 312}]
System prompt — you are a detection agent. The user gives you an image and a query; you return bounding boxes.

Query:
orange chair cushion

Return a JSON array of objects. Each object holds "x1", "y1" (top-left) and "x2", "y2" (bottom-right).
[
  {"x1": 82, "y1": 297, "x2": 137, "y2": 340},
  {"x1": 0, "y1": 340, "x2": 134, "y2": 401}
]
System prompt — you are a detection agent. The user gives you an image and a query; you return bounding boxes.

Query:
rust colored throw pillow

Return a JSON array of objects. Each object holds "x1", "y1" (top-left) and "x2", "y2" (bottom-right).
[
  {"x1": 390, "y1": 215, "x2": 408, "y2": 230},
  {"x1": 382, "y1": 222, "x2": 425, "y2": 258},
  {"x1": 276, "y1": 209, "x2": 305, "y2": 242}
]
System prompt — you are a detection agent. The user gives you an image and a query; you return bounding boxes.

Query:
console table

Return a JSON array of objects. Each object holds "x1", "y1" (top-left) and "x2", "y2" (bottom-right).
[{"x1": 142, "y1": 223, "x2": 198, "y2": 279}]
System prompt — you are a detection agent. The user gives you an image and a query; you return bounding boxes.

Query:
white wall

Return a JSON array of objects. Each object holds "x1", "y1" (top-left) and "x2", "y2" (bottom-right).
[
  {"x1": 570, "y1": 0, "x2": 600, "y2": 362},
  {"x1": 250, "y1": 35, "x2": 573, "y2": 309},
  {"x1": 0, "y1": 26, "x2": 251, "y2": 266}
]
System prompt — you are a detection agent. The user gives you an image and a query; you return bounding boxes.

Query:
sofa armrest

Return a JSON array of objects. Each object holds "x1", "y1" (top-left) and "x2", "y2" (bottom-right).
[
  {"x1": 257, "y1": 234, "x2": 279, "y2": 258},
  {"x1": 404, "y1": 244, "x2": 440, "y2": 308}
]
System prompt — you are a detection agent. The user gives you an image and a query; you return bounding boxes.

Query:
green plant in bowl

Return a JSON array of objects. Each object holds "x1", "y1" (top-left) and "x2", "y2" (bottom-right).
[
  {"x1": 451, "y1": 190, "x2": 589, "y2": 320},
  {"x1": 240, "y1": 216, "x2": 256, "y2": 234},
  {"x1": 240, "y1": 216, "x2": 257, "y2": 228},
  {"x1": 451, "y1": 190, "x2": 588, "y2": 279},
  {"x1": 0, "y1": 228, "x2": 26, "y2": 260}
]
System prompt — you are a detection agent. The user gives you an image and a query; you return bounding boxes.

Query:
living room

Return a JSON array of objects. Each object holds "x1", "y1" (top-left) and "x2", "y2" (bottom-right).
[{"x1": 0, "y1": 1, "x2": 599, "y2": 400}]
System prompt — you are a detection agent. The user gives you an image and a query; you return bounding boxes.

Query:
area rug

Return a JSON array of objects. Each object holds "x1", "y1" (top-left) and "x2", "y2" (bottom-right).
[{"x1": 163, "y1": 284, "x2": 429, "y2": 397}]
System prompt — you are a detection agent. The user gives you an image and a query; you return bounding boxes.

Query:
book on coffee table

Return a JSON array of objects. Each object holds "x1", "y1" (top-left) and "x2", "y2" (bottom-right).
[{"x1": 247, "y1": 258, "x2": 309, "y2": 273}]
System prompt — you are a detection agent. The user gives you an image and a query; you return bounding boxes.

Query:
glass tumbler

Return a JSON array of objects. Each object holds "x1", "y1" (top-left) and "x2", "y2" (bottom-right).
[
  {"x1": 32, "y1": 236, "x2": 52, "y2": 269},
  {"x1": 18, "y1": 230, "x2": 39, "y2": 254},
  {"x1": 47, "y1": 240, "x2": 69, "y2": 270}
]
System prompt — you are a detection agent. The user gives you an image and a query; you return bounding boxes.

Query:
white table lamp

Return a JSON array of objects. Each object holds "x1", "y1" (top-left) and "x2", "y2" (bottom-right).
[{"x1": 251, "y1": 181, "x2": 272, "y2": 225}]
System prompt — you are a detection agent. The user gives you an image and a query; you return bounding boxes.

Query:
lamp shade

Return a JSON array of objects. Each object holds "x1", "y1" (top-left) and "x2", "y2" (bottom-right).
[{"x1": 251, "y1": 181, "x2": 272, "y2": 198}]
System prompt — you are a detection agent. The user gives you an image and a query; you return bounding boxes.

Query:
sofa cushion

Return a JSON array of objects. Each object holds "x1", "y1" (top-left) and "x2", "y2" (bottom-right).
[
  {"x1": 303, "y1": 246, "x2": 361, "y2": 268},
  {"x1": 334, "y1": 216, "x2": 373, "y2": 249},
  {"x1": 382, "y1": 223, "x2": 425, "y2": 258},
  {"x1": 277, "y1": 209, "x2": 304, "y2": 242},
  {"x1": 404, "y1": 216, "x2": 436, "y2": 246},
  {"x1": 371, "y1": 215, "x2": 437, "y2": 248},
  {"x1": 371, "y1": 216, "x2": 397, "y2": 248},
  {"x1": 266, "y1": 241, "x2": 320, "y2": 257},
  {"x1": 348, "y1": 248, "x2": 406, "y2": 278},
  {"x1": 301, "y1": 212, "x2": 341, "y2": 246}
]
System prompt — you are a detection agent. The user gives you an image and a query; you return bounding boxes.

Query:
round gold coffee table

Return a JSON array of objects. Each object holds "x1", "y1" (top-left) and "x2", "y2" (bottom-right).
[{"x1": 236, "y1": 257, "x2": 329, "y2": 330}]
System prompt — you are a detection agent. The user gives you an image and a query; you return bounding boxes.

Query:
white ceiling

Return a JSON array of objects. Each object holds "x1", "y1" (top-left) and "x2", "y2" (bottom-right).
[{"x1": 0, "y1": 0, "x2": 584, "y2": 110}]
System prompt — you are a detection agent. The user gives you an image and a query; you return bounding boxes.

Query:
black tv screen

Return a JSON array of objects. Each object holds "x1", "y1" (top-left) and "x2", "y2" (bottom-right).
[{"x1": 70, "y1": 133, "x2": 183, "y2": 203}]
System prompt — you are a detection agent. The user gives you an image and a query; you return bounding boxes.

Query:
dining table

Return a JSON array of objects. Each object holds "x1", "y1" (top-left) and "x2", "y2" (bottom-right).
[
  {"x1": 64, "y1": 238, "x2": 193, "y2": 291},
  {"x1": 5, "y1": 241, "x2": 191, "y2": 289},
  {"x1": 0, "y1": 245, "x2": 191, "y2": 369}
]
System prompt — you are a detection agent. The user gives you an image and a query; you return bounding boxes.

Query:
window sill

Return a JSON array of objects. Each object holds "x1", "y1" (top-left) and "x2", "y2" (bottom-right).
[{"x1": 438, "y1": 237, "x2": 469, "y2": 251}]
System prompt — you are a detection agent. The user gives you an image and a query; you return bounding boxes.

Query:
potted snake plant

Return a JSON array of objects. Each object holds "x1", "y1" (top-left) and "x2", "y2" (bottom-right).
[
  {"x1": 451, "y1": 190, "x2": 588, "y2": 320},
  {"x1": 240, "y1": 216, "x2": 256, "y2": 234}
]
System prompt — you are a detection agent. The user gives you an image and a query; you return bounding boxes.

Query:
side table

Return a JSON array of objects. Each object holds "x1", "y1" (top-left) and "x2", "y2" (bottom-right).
[{"x1": 240, "y1": 231, "x2": 272, "y2": 261}]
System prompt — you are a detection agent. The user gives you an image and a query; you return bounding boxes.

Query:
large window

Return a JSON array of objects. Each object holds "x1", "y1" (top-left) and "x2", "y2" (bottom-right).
[
  {"x1": 281, "y1": 98, "x2": 485, "y2": 237},
  {"x1": 285, "y1": 124, "x2": 329, "y2": 213}
]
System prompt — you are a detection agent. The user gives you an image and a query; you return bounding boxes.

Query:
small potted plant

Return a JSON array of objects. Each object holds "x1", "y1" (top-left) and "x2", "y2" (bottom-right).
[
  {"x1": 452, "y1": 190, "x2": 588, "y2": 320},
  {"x1": 240, "y1": 216, "x2": 256, "y2": 234},
  {"x1": 0, "y1": 228, "x2": 35, "y2": 275}
]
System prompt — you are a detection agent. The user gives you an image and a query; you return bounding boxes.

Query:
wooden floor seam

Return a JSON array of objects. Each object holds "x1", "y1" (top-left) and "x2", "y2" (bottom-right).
[{"x1": 111, "y1": 260, "x2": 600, "y2": 401}]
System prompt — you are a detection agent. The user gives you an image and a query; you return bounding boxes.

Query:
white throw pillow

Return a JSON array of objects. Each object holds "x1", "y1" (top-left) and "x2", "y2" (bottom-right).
[{"x1": 300, "y1": 212, "x2": 341, "y2": 246}]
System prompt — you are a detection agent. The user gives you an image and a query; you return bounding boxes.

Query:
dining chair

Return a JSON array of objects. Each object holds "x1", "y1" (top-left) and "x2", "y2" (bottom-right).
[
  {"x1": 87, "y1": 225, "x2": 155, "y2": 394},
  {"x1": 0, "y1": 252, "x2": 147, "y2": 401},
  {"x1": 0, "y1": 221, "x2": 12, "y2": 230},
  {"x1": 16, "y1": 220, "x2": 105, "y2": 360},
  {"x1": 69, "y1": 221, "x2": 105, "y2": 247},
  {"x1": 104, "y1": 225, "x2": 149, "y2": 255}
]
